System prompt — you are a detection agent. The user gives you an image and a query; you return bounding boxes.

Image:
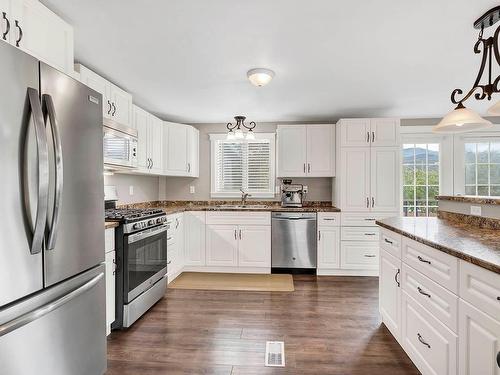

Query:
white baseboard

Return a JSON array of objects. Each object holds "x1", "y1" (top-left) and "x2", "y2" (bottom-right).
[
  {"x1": 317, "y1": 268, "x2": 379, "y2": 276},
  {"x1": 182, "y1": 266, "x2": 270, "y2": 274}
]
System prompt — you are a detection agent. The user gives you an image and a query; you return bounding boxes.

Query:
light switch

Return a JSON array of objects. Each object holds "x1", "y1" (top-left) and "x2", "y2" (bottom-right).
[
  {"x1": 129, "y1": 185, "x2": 134, "y2": 196},
  {"x1": 190, "y1": 185, "x2": 195, "y2": 194},
  {"x1": 470, "y1": 205, "x2": 481, "y2": 216}
]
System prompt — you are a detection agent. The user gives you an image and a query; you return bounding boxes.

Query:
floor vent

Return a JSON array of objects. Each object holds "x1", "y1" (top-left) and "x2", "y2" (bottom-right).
[{"x1": 265, "y1": 341, "x2": 285, "y2": 367}]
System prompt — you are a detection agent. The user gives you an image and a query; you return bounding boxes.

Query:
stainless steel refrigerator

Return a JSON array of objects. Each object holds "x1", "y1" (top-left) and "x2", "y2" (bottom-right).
[{"x1": 0, "y1": 42, "x2": 107, "y2": 375}]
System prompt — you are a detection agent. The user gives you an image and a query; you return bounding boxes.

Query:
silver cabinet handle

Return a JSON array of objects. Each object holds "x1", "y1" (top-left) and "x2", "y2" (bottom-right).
[
  {"x1": 111, "y1": 102, "x2": 116, "y2": 116},
  {"x1": 234, "y1": 229, "x2": 237, "y2": 240},
  {"x1": 187, "y1": 163, "x2": 191, "y2": 173},
  {"x1": 2, "y1": 12, "x2": 10, "y2": 40},
  {"x1": 372, "y1": 131, "x2": 375, "y2": 143},
  {"x1": 167, "y1": 260, "x2": 172, "y2": 265},
  {"x1": 43, "y1": 94, "x2": 64, "y2": 250},
  {"x1": 366, "y1": 197, "x2": 369, "y2": 208},
  {"x1": 364, "y1": 254, "x2": 376, "y2": 258},
  {"x1": 395, "y1": 269, "x2": 400, "y2": 287},
  {"x1": 175, "y1": 218, "x2": 179, "y2": 229},
  {"x1": 107, "y1": 100, "x2": 112, "y2": 114},
  {"x1": 366, "y1": 131, "x2": 370, "y2": 143},
  {"x1": 496, "y1": 351, "x2": 500, "y2": 368},
  {"x1": 239, "y1": 229, "x2": 242, "y2": 240},
  {"x1": 25, "y1": 88, "x2": 49, "y2": 255},
  {"x1": 303, "y1": 163, "x2": 306, "y2": 173},
  {"x1": 417, "y1": 333, "x2": 431, "y2": 349},
  {"x1": 384, "y1": 238, "x2": 394, "y2": 245},
  {"x1": 318, "y1": 230, "x2": 321, "y2": 241},
  {"x1": 364, "y1": 233, "x2": 376, "y2": 236},
  {"x1": 14, "y1": 19, "x2": 22, "y2": 47},
  {"x1": 372, "y1": 197, "x2": 374, "y2": 208},
  {"x1": 323, "y1": 218, "x2": 336, "y2": 221},
  {"x1": 307, "y1": 163, "x2": 311, "y2": 173},
  {"x1": 0, "y1": 273, "x2": 103, "y2": 337},
  {"x1": 417, "y1": 256, "x2": 432, "y2": 265},
  {"x1": 417, "y1": 287, "x2": 431, "y2": 298}
]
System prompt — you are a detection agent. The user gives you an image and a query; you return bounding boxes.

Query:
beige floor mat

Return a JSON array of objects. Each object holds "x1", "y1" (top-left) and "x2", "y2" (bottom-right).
[{"x1": 168, "y1": 272, "x2": 294, "y2": 292}]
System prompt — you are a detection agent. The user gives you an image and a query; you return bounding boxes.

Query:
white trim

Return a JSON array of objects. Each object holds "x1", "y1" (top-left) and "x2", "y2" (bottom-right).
[
  {"x1": 317, "y1": 269, "x2": 379, "y2": 276},
  {"x1": 183, "y1": 266, "x2": 270, "y2": 274},
  {"x1": 210, "y1": 133, "x2": 276, "y2": 199}
]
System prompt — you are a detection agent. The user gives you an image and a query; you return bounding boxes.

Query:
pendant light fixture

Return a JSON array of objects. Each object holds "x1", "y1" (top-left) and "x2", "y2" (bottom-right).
[
  {"x1": 247, "y1": 68, "x2": 275, "y2": 87},
  {"x1": 434, "y1": 6, "x2": 500, "y2": 133},
  {"x1": 226, "y1": 116, "x2": 256, "y2": 140}
]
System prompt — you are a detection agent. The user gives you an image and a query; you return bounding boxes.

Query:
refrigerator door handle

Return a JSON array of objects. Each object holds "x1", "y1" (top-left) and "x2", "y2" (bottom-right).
[
  {"x1": 25, "y1": 88, "x2": 49, "y2": 255},
  {"x1": 43, "y1": 94, "x2": 63, "y2": 250},
  {"x1": 0, "y1": 272, "x2": 104, "y2": 337}
]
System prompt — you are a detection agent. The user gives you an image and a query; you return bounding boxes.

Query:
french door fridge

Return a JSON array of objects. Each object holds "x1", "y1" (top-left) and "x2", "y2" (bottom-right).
[{"x1": 0, "y1": 41, "x2": 107, "y2": 375}]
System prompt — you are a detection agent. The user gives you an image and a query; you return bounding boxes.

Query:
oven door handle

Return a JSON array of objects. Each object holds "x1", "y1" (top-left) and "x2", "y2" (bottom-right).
[{"x1": 127, "y1": 225, "x2": 168, "y2": 244}]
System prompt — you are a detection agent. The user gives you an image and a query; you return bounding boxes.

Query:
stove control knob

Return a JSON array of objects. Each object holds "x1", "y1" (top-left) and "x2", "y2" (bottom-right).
[
  {"x1": 148, "y1": 219, "x2": 155, "y2": 226},
  {"x1": 133, "y1": 223, "x2": 140, "y2": 230},
  {"x1": 156, "y1": 217, "x2": 163, "y2": 224}
]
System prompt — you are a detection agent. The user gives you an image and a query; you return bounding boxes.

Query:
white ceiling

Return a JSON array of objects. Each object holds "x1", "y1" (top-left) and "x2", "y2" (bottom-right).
[{"x1": 42, "y1": 0, "x2": 500, "y2": 123}]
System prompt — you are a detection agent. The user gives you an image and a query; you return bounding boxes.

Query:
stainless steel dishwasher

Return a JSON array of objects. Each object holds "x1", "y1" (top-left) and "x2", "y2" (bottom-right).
[{"x1": 271, "y1": 212, "x2": 317, "y2": 269}]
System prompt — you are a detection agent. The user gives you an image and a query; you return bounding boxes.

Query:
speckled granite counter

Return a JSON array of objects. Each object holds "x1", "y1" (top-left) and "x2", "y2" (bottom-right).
[
  {"x1": 105, "y1": 221, "x2": 119, "y2": 229},
  {"x1": 437, "y1": 195, "x2": 500, "y2": 205},
  {"x1": 376, "y1": 217, "x2": 500, "y2": 274},
  {"x1": 118, "y1": 201, "x2": 341, "y2": 215}
]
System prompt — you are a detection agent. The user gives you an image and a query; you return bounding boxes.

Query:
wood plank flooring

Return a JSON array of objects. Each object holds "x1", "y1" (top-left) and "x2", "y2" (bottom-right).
[{"x1": 106, "y1": 275, "x2": 420, "y2": 375}]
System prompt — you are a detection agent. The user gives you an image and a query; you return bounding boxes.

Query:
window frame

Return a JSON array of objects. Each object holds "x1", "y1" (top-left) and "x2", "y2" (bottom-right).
[{"x1": 209, "y1": 133, "x2": 276, "y2": 199}]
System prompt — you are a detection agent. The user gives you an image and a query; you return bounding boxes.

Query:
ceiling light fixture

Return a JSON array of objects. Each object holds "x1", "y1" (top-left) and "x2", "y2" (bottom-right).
[
  {"x1": 247, "y1": 68, "x2": 275, "y2": 87},
  {"x1": 226, "y1": 116, "x2": 256, "y2": 140},
  {"x1": 434, "y1": 6, "x2": 500, "y2": 133}
]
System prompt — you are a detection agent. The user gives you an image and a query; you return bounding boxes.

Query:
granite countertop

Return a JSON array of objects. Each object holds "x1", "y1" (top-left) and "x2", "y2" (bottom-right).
[
  {"x1": 437, "y1": 195, "x2": 500, "y2": 205},
  {"x1": 105, "y1": 221, "x2": 119, "y2": 229},
  {"x1": 376, "y1": 217, "x2": 500, "y2": 274}
]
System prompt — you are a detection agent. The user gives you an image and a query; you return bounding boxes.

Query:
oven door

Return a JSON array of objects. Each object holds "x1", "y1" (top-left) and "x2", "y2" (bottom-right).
[
  {"x1": 103, "y1": 126, "x2": 138, "y2": 169},
  {"x1": 124, "y1": 224, "x2": 168, "y2": 303}
]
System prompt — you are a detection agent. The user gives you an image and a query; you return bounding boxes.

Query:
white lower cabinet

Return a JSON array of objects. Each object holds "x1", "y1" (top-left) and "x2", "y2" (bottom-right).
[
  {"x1": 166, "y1": 213, "x2": 184, "y2": 282},
  {"x1": 206, "y1": 225, "x2": 238, "y2": 267},
  {"x1": 402, "y1": 291, "x2": 457, "y2": 375},
  {"x1": 184, "y1": 211, "x2": 206, "y2": 266},
  {"x1": 104, "y1": 228, "x2": 116, "y2": 336},
  {"x1": 458, "y1": 299, "x2": 500, "y2": 375},
  {"x1": 238, "y1": 225, "x2": 271, "y2": 268},
  {"x1": 379, "y1": 249, "x2": 402, "y2": 342},
  {"x1": 340, "y1": 241, "x2": 379, "y2": 270},
  {"x1": 317, "y1": 227, "x2": 340, "y2": 269}
]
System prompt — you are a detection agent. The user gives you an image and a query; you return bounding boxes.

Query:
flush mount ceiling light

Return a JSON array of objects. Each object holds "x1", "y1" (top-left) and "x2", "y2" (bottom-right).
[
  {"x1": 226, "y1": 116, "x2": 256, "y2": 140},
  {"x1": 247, "y1": 68, "x2": 275, "y2": 87},
  {"x1": 434, "y1": 6, "x2": 500, "y2": 133}
]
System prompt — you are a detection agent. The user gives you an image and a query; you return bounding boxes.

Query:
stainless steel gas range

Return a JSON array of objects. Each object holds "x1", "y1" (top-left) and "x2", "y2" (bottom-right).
[{"x1": 105, "y1": 205, "x2": 169, "y2": 329}]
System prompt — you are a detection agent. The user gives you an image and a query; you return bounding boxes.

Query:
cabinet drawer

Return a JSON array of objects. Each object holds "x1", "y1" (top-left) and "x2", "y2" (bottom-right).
[
  {"x1": 341, "y1": 212, "x2": 398, "y2": 227},
  {"x1": 105, "y1": 228, "x2": 115, "y2": 253},
  {"x1": 459, "y1": 260, "x2": 500, "y2": 321},
  {"x1": 402, "y1": 292, "x2": 457, "y2": 375},
  {"x1": 341, "y1": 226, "x2": 379, "y2": 241},
  {"x1": 402, "y1": 264, "x2": 458, "y2": 333},
  {"x1": 340, "y1": 242, "x2": 379, "y2": 270},
  {"x1": 206, "y1": 211, "x2": 270, "y2": 225},
  {"x1": 402, "y1": 237, "x2": 459, "y2": 294},
  {"x1": 379, "y1": 228, "x2": 402, "y2": 259},
  {"x1": 317, "y1": 212, "x2": 340, "y2": 227}
]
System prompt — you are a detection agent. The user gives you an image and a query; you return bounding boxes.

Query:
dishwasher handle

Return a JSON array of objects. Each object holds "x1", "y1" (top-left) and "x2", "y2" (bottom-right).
[{"x1": 272, "y1": 216, "x2": 316, "y2": 221}]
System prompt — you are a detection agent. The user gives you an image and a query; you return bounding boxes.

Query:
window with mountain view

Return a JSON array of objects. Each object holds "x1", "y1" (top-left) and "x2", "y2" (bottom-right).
[
  {"x1": 402, "y1": 144, "x2": 440, "y2": 217},
  {"x1": 464, "y1": 141, "x2": 500, "y2": 196}
]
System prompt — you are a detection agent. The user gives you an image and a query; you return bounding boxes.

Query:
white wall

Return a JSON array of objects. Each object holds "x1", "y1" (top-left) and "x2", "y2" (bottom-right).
[{"x1": 104, "y1": 173, "x2": 159, "y2": 204}]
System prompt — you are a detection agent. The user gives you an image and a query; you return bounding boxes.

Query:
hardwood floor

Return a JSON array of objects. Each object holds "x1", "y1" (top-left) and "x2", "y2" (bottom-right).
[{"x1": 106, "y1": 275, "x2": 420, "y2": 375}]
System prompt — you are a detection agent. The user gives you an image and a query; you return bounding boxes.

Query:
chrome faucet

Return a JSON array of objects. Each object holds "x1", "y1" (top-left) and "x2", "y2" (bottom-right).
[{"x1": 240, "y1": 189, "x2": 251, "y2": 205}]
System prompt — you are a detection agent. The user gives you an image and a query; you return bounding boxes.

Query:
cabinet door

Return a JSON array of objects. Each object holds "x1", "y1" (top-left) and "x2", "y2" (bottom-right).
[
  {"x1": 104, "y1": 251, "x2": 116, "y2": 336},
  {"x1": 277, "y1": 125, "x2": 307, "y2": 177},
  {"x1": 185, "y1": 212, "x2": 206, "y2": 266},
  {"x1": 370, "y1": 118, "x2": 400, "y2": 147},
  {"x1": 148, "y1": 115, "x2": 163, "y2": 174},
  {"x1": 165, "y1": 122, "x2": 188, "y2": 175},
  {"x1": 77, "y1": 65, "x2": 111, "y2": 119},
  {"x1": 340, "y1": 148, "x2": 371, "y2": 211},
  {"x1": 317, "y1": 227, "x2": 340, "y2": 268},
  {"x1": 187, "y1": 126, "x2": 199, "y2": 177},
  {"x1": 340, "y1": 241, "x2": 379, "y2": 270},
  {"x1": 0, "y1": 0, "x2": 12, "y2": 45},
  {"x1": 459, "y1": 299, "x2": 500, "y2": 375},
  {"x1": 238, "y1": 225, "x2": 271, "y2": 268},
  {"x1": 379, "y1": 249, "x2": 402, "y2": 342},
  {"x1": 132, "y1": 105, "x2": 150, "y2": 172},
  {"x1": 206, "y1": 225, "x2": 238, "y2": 267},
  {"x1": 370, "y1": 147, "x2": 400, "y2": 212},
  {"x1": 306, "y1": 124, "x2": 334, "y2": 176},
  {"x1": 339, "y1": 119, "x2": 371, "y2": 147},
  {"x1": 111, "y1": 84, "x2": 133, "y2": 127},
  {"x1": 12, "y1": 0, "x2": 74, "y2": 74}
]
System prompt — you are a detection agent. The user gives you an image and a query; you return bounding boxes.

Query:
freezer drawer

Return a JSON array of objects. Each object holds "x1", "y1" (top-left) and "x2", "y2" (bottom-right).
[{"x1": 0, "y1": 265, "x2": 106, "y2": 375}]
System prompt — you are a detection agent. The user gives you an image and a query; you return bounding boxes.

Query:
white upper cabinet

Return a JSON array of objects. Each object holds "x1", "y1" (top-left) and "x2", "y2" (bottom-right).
[
  {"x1": 277, "y1": 124, "x2": 334, "y2": 177},
  {"x1": 370, "y1": 147, "x2": 400, "y2": 212},
  {"x1": 340, "y1": 148, "x2": 371, "y2": 212},
  {"x1": 339, "y1": 118, "x2": 400, "y2": 148},
  {"x1": 1, "y1": 0, "x2": 74, "y2": 74},
  {"x1": 163, "y1": 122, "x2": 199, "y2": 177},
  {"x1": 76, "y1": 64, "x2": 133, "y2": 127},
  {"x1": 277, "y1": 125, "x2": 307, "y2": 177},
  {"x1": 132, "y1": 105, "x2": 163, "y2": 175}
]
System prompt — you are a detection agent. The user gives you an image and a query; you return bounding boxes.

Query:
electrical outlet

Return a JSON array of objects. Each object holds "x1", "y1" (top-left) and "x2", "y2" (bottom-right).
[
  {"x1": 190, "y1": 185, "x2": 195, "y2": 194},
  {"x1": 303, "y1": 185, "x2": 309, "y2": 193},
  {"x1": 129, "y1": 185, "x2": 134, "y2": 196},
  {"x1": 470, "y1": 205, "x2": 481, "y2": 216}
]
